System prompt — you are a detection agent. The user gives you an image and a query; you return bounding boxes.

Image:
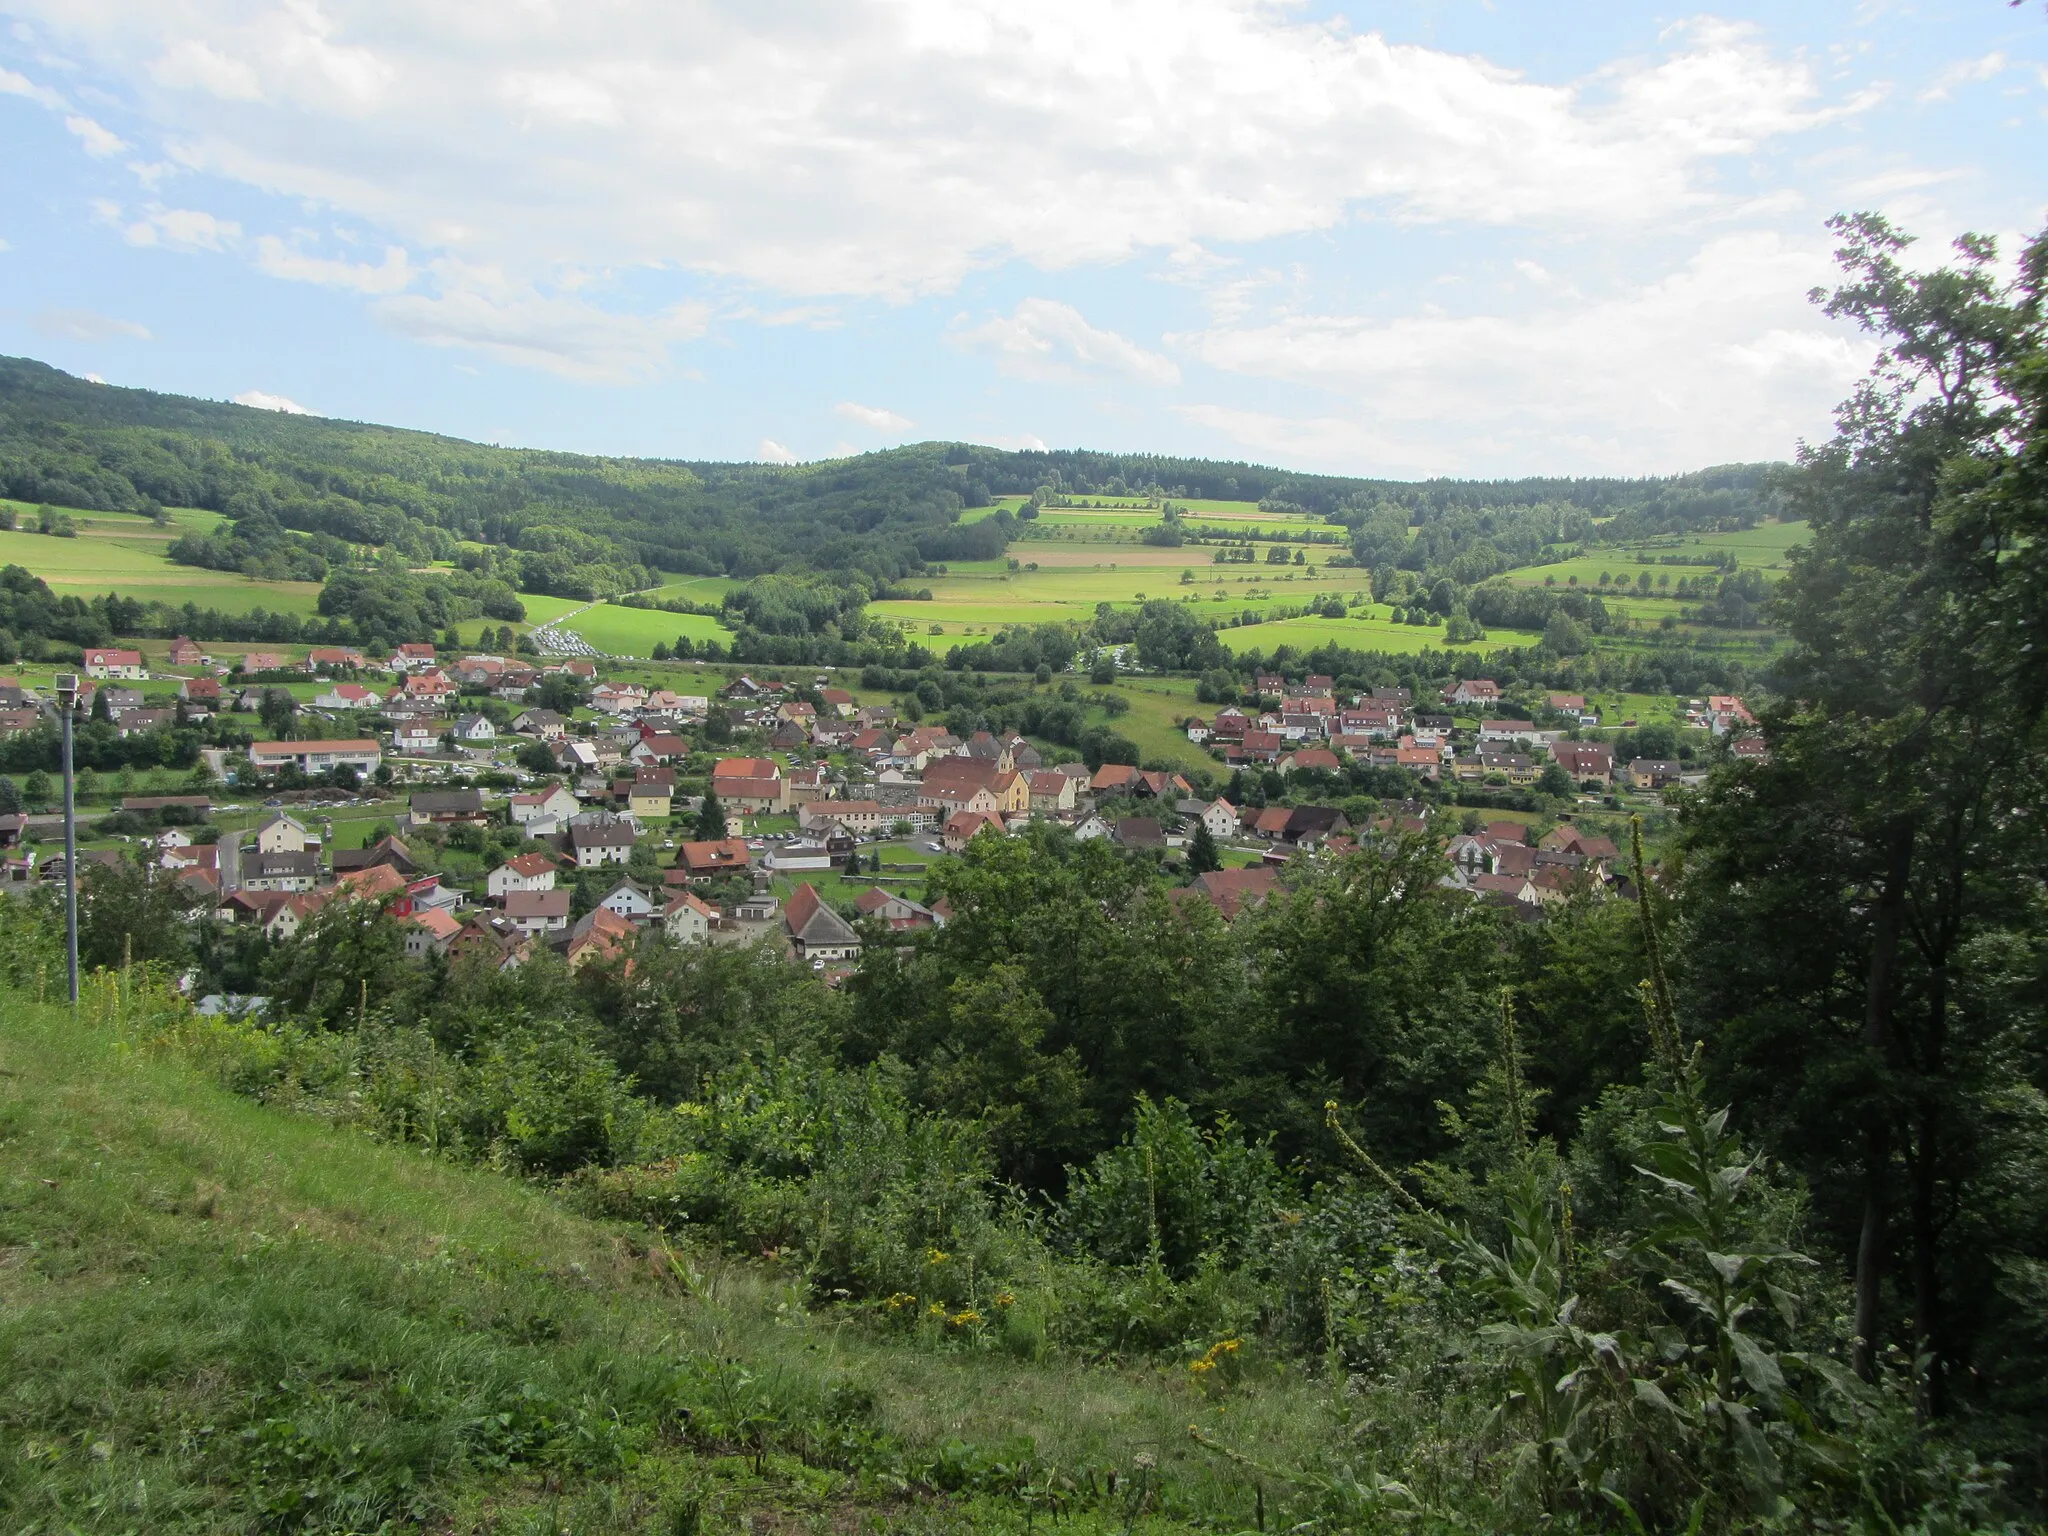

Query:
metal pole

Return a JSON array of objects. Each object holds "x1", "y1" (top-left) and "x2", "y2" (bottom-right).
[{"x1": 61, "y1": 693, "x2": 78, "y2": 1005}]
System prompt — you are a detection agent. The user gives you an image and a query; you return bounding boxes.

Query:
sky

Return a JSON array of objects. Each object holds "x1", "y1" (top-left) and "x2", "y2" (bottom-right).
[{"x1": 0, "y1": 1, "x2": 2042, "y2": 480}]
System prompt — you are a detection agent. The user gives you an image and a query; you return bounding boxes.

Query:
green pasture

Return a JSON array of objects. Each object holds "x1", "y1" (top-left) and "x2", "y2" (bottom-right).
[
  {"x1": 0, "y1": 510, "x2": 324, "y2": 616},
  {"x1": 550, "y1": 601, "x2": 735, "y2": 658},
  {"x1": 1218, "y1": 612, "x2": 1544, "y2": 656}
]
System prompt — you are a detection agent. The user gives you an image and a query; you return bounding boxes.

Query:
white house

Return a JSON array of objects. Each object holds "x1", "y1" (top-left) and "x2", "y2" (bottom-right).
[
  {"x1": 255, "y1": 813, "x2": 311, "y2": 855},
  {"x1": 246, "y1": 739, "x2": 383, "y2": 777},
  {"x1": 393, "y1": 724, "x2": 441, "y2": 756},
  {"x1": 486, "y1": 851, "x2": 558, "y2": 901},
  {"x1": 1072, "y1": 814, "x2": 1111, "y2": 842},
  {"x1": 569, "y1": 818, "x2": 636, "y2": 869},
  {"x1": 594, "y1": 879, "x2": 658, "y2": 925},
  {"x1": 82, "y1": 648, "x2": 146, "y2": 680},
  {"x1": 1201, "y1": 800, "x2": 1239, "y2": 840},
  {"x1": 663, "y1": 891, "x2": 718, "y2": 944},
  {"x1": 503, "y1": 888, "x2": 571, "y2": 935},
  {"x1": 312, "y1": 683, "x2": 377, "y2": 710},
  {"x1": 452, "y1": 714, "x2": 497, "y2": 745},
  {"x1": 511, "y1": 784, "x2": 580, "y2": 826}
]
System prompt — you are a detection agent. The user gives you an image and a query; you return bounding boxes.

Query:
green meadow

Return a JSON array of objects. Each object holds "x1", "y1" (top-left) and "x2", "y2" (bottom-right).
[
  {"x1": 0, "y1": 502, "x2": 322, "y2": 616},
  {"x1": 1218, "y1": 612, "x2": 1545, "y2": 656}
]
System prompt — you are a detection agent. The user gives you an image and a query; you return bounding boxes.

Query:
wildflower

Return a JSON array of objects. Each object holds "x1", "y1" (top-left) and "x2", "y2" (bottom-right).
[
  {"x1": 948, "y1": 1309, "x2": 981, "y2": 1327},
  {"x1": 884, "y1": 1292, "x2": 919, "y2": 1311},
  {"x1": 992, "y1": 1291, "x2": 1015, "y2": 1308},
  {"x1": 1133, "y1": 1452, "x2": 1156, "y2": 1472},
  {"x1": 928, "y1": 1302, "x2": 948, "y2": 1318},
  {"x1": 925, "y1": 1247, "x2": 950, "y2": 1265}
]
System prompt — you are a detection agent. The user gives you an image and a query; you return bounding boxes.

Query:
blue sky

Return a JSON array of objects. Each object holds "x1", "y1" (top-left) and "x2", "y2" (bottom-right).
[{"x1": 1, "y1": 1, "x2": 2042, "y2": 478}]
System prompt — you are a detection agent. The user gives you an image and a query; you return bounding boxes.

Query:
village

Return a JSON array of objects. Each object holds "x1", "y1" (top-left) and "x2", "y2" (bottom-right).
[{"x1": 0, "y1": 637, "x2": 1764, "y2": 993}]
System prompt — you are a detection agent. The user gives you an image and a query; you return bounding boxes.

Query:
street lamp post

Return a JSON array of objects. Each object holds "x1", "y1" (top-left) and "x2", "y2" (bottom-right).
[{"x1": 53, "y1": 672, "x2": 80, "y2": 1005}]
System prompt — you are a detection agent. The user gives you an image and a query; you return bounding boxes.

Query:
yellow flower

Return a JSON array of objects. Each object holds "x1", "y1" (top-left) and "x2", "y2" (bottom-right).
[
  {"x1": 928, "y1": 1302, "x2": 948, "y2": 1317},
  {"x1": 925, "y1": 1248, "x2": 950, "y2": 1265},
  {"x1": 884, "y1": 1292, "x2": 919, "y2": 1311},
  {"x1": 948, "y1": 1309, "x2": 982, "y2": 1327},
  {"x1": 992, "y1": 1292, "x2": 1015, "y2": 1308}
]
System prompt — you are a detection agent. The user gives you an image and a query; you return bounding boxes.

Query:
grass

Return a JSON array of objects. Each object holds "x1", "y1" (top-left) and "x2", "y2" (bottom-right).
[
  {"x1": 1218, "y1": 614, "x2": 1544, "y2": 656},
  {"x1": 0, "y1": 506, "x2": 323, "y2": 616},
  {"x1": 0, "y1": 989, "x2": 1330, "y2": 1534}
]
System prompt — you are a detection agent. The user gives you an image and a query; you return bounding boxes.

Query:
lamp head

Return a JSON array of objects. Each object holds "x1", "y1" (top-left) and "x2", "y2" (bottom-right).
[{"x1": 53, "y1": 673, "x2": 80, "y2": 713}]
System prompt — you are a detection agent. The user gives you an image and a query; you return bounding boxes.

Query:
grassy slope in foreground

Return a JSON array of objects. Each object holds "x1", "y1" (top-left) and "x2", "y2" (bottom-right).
[{"x1": 0, "y1": 994, "x2": 1324, "y2": 1535}]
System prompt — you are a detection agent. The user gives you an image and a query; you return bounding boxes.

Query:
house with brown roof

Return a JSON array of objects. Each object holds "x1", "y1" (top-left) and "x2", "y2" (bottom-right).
[
  {"x1": 1175, "y1": 865, "x2": 1281, "y2": 920},
  {"x1": 942, "y1": 809, "x2": 1004, "y2": 852},
  {"x1": 784, "y1": 883, "x2": 861, "y2": 963},
  {"x1": 504, "y1": 888, "x2": 572, "y2": 935},
  {"x1": 662, "y1": 890, "x2": 720, "y2": 944},
  {"x1": 488, "y1": 850, "x2": 559, "y2": 900},
  {"x1": 853, "y1": 887, "x2": 944, "y2": 930},
  {"x1": 711, "y1": 756, "x2": 786, "y2": 813},
  {"x1": 675, "y1": 838, "x2": 754, "y2": 882}
]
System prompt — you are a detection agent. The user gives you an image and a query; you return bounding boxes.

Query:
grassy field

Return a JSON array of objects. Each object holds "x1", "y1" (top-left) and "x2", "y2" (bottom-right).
[
  {"x1": 0, "y1": 502, "x2": 322, "y2": 616},
  {"x1": 1219, "y1": 613, "x2": 1545, "y2": 656},
  {"x1": 0, "y1": 988, "x2": 1329, "y2": 1534}
]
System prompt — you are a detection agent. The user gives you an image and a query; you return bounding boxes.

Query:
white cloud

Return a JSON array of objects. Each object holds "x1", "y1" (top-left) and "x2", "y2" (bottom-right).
[
  {"x1": 119, "y1": 204, "x2": 241, "y2": 251},
  {"x1": 973, "y1": 432, "x2": 1050, "y2": 452},
  {"x1": 833, "y1": 400, "x2": 913, "y2": 432},
  {"x1": 953, "y1": 298, "x2": 1180, "y2": 386},
  {"x1": 1920, "y1": 51, "x2": 2005, "y2": 102},
  {"x1": 374, "y1": 277, "x2": 708, "y2": 382},
  {"x1": 256, "y1": 235, "x2": 412, "y2": 293},
  {"x1": 0, "y1": 65, "x2": 62, "y2": 109},
  {"x1": 1173, "y1": 233, "x2": 1871, "y2": 475},
  {"x1": 65, "y1": 113, "x2": 126, "y2": 156},
  {"x1": 31, "y1": 307, "x2": 151, "y2": 342},
  {"x1": 0, "y1": 238, "x2": 10, "y2": 253},
  {"x1": 233, "y1": 389, "x2": 312, "y2": 414},
  {"x1": 757, "y1": 438, "x2": 797, "y2": 464},
  {"x1": 12, "y1": 2, "x2": 1861, "y2": 311},
  {"x1": 84, "y1": 373, "x2": 107, "y2": 383}
]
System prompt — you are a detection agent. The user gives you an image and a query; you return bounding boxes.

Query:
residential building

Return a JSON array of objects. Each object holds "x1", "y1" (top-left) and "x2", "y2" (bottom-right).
[
  {"x1": 675, "y1": 838, "x2": 754, "y2": 882},
  {"x1": 82, "y1": 647, "x2": 146, "y2": 680},
  {"x1": 403, "y1": 907, "x2": 464, "y2": 959},
  {"x1": 504, "y1": 888, "x2": 571, "y2": 935},
  {"x1": 594, "y1": 878, "x2": 658, "y2": 925},
  {"x1": 511, "y1": 784, "x2": 580, "y2": 826},
  {"x1": 452, "y1": 714, "x2": 497, "y2": 745},
  {"x1": 487, "y1": 851, "x2": 559, "y2": 900},
  {"x1": 1200, "y1": 799, "x2": 1239, "y2": 840},
  {"x1": 408, "y1": 789, "x2": 488, "y2": 829},
  {"x1": 1447, "y1": 678, "x2": 1502, "y2": 708},
  {"x1": 852, "y1": 888, "x2": 945, "y2": 931},
  {"x1": 240, "y1": 849, "x2": 323, "y2": 893},
  {"x1": 942, "y1": 809, "x2": 1004, "y2": 852},
  {"x1": 662, "y1": 890, "x2": 719, "y2": 944},
  {"x1": 711, "y1": 756, "x2": 786, "y2": 814},
  {"x1": 392, "y1": 723, "x2": 441, "y2": 756},
  {"x1": 166, "y1": 637, "x2": 207, "y2": 667},
  {"x1": 569, "y1": 816, "x2": 637, "y2": 868},
  {"x1": 1550, "y1": 741, "x2": 1614, "y2": 786},
  {"x1": 1176, "y1": 866, "x2": 1280, "y2": 920},
  {"x1": 1624, "y1": 758, "x2": 1686, "y2": 790},
  {"x1": 312, "y1": 682, "x2": 378, "y2": 710},
  {"x1": 783, "y1": 883, "x2": 861, "y2": 964},
  {"x1": 255, "y1": 813, "x2": 310, "y2": 855}
]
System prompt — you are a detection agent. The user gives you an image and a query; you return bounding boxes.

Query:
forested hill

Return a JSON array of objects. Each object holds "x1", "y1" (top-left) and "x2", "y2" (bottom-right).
[{"x1": 0, "y1": 354, "x2": 1780, "y2": 589}]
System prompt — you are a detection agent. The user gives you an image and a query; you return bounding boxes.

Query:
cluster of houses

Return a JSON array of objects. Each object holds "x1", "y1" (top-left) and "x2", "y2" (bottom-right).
[{"x1": 1182, "y1": 675, "x2": 1762, "y2": 791}]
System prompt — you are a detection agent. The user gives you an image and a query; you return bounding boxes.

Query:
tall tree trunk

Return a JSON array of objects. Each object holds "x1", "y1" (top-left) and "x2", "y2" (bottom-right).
[
  {"x1": 1854, "y1": 817, "x2": 1914, "y2": 1380},
  {"x1": 1912, "y1": 955, "x2": 1949, "y2": 1416}
]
